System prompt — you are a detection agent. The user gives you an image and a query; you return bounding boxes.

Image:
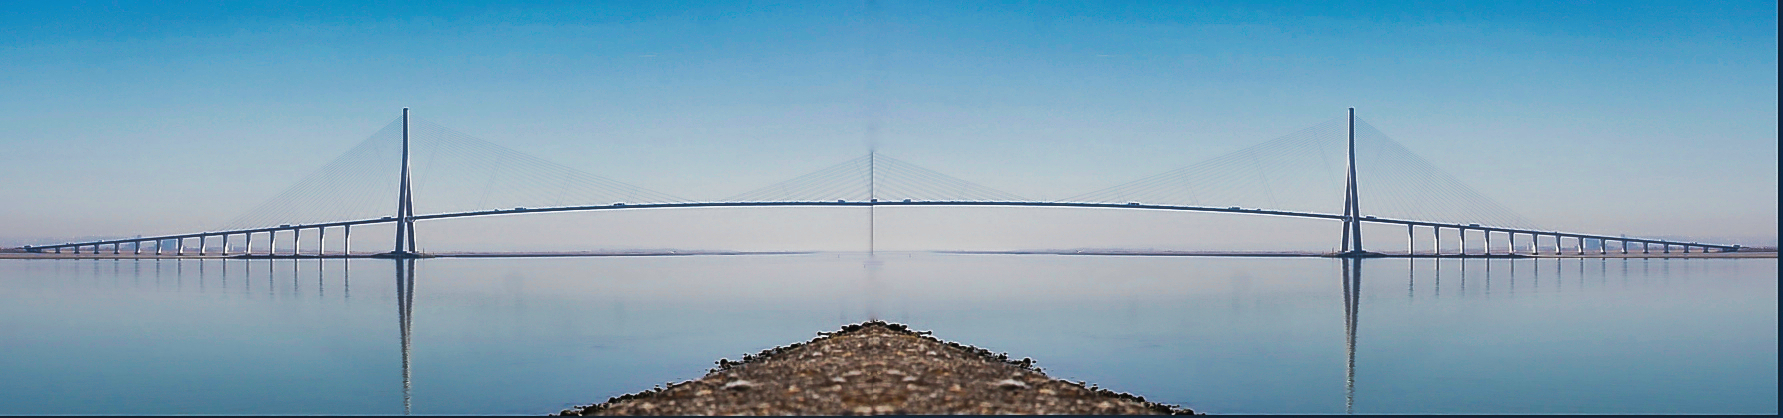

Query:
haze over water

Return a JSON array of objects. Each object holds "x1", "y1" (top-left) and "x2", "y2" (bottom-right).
[{"x1": 1, "y1": 255, "x2": 1774, "y2": 415}]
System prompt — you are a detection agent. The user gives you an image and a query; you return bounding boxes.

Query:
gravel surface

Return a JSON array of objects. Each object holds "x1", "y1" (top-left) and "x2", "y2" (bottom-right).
[{"x1": 556, "y1": 321, "x2": 1197, "y2": 415}]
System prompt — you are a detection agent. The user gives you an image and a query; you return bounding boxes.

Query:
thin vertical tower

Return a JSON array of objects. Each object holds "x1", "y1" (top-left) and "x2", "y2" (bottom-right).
[
  {"x1": 388, "y1": 107, "x2": 419, "y2": 257},
  {"x1": 1339, "y1": 108, "x2": 1370, "y2": 256},
  {"x1": 868, "y1": 150, "x2": 876, "y2": 254}
]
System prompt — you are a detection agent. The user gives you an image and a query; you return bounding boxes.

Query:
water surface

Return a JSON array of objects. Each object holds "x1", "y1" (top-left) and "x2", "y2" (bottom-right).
[{"x1": 0, "y1": 255, "x2": 1774, "y2": 414}]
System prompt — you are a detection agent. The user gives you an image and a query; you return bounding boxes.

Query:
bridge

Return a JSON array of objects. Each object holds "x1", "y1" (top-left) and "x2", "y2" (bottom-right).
[{"x1": 22, "y1": 108, "x2": 1742, "y2": 257}]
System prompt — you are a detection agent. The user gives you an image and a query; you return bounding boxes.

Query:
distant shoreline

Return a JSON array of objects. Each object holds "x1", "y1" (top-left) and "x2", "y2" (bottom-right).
[
  {"x1": 940, "y1": 249, "x2": 1778, "y2": 259},
  {"x1": 0, "y1": 249, "x2": 1772, "y2": 259}
]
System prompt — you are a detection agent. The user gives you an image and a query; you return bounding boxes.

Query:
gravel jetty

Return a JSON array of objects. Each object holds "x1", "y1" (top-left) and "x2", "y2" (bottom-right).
[{"x1": 556, "y1": 321, "x2": 1197, "y2": 415}]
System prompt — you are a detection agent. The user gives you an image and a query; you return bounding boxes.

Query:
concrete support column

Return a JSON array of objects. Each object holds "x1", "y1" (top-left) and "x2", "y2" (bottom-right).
[
  {"x1": 1483, "y1": 231, "x2": 1493, "y2": 255},
  {"x1": 222, "y1": 234, "x2": 231, "y2": 256},
  {"x1": 269, "y1": 230, "x2": 277, "y2": 255},
  {"x1": 1621, "y1": 240, "x2": 1628, "y2": 254},
  {"x1": 175, "y1": 238, "x2": 185, "y2": 256},
  {"x1": 245, "y1": 232, "x2": 255, "y2": 255},
  {"x1": 133, "y1": 241, "x2": 141, "y2": 255},
  {"x1": 292, "y1": 228, "x2": 301, "y2": 256},
  {"x1": 1575, "y1": 237, "x2": 1584, "y2": 255},
  {"x1": 1460, "y1": 228, "x2": 1468, "y2": 255},
  {"x1": 199, "y1": 235, "x2": 208, "y2": 256},
  {"x1": 1643, "y1": 242, "x2": 1650, "y2": 254},
  {"x1": 319, "y1": 227, "x2": 327, "y2": 256},
  {"x1": 1433, "y1": 227, "x2": 1442, "y2": 255},
  {"x1": 1662, "y1": 244, "x2": 1670, "y2": 254},
  {"x1": 1407, "y1": 224, "x2": 1415, "y2": 255},
  {"x1": 343, "y1": 225, "x2": 352, "y2": 256},
  {"x1": 73, "y1": 245, "x2": 81, "y2": 254},
  {"x1": 113, "y1": 243, "x2": 120, "y2": 254},
  {"x1": 1598, "y1": 239, "x2": 1607, "y2": 255}
]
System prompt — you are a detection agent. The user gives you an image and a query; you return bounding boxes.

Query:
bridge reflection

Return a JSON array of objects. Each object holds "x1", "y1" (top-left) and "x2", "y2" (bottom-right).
[
  {"x1": 44, "y1": 255, "x2": 1713, "y2": 414},
  {"x1": 1341, "y1": 259, "x2": 1361, "y2": 414},
  {"x1": 395, "y1": 259, "x2": 415, "y2": 415}
]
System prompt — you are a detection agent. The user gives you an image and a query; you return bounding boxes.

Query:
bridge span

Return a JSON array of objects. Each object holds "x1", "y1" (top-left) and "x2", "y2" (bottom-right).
[
  {"x1": 21, "y1": 200, "x2": 1739, "y2": 257},
  {"x1": 16, "y1": 108, "x2": 1747, "y2": 257}
]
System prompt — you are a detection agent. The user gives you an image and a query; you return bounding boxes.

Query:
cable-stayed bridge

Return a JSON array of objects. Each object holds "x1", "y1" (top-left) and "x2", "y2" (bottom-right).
[{"x1": 22, "y1": 108, "x2": 1743, "y2": 257}]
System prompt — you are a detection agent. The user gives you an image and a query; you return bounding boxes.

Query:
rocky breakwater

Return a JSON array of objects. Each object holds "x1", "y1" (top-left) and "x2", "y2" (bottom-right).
[{"x1": 557, "y1": 321, "x2": 1197, "y2": 415}]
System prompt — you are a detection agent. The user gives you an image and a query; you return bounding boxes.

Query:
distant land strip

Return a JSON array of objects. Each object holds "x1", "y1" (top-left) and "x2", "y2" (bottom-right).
[
  {"x1": 0, "y1": 248, "x2": 1771, "y2": 259},
  {"x1": 939, "y1": 249, "x2": 1777, "y2": 259}
]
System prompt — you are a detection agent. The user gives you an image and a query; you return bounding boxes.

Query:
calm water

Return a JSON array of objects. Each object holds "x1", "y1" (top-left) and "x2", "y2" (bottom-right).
[{"x1": 0, "y1": 255, "x2": 1775, "y2": 414}]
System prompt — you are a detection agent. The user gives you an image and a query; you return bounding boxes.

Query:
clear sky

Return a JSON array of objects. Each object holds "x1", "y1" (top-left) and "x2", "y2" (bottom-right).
[{"x1": 2, "y1": 1, "x2": 1776, "y2": 250}]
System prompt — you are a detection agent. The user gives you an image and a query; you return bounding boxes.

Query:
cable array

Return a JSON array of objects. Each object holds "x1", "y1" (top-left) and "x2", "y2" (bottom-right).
[
  {"x1": 1350, "y1": 118, "x2": 1539, "y2": 229},
  {"x1": 723, "y1": 153, "x2": 1025, "y2": 202},
  {"x1": 874, "y1": 154, "x2": 1027, "y2": 202},
  {"x1": 1062, "y1": 117, "x2": 1349, "y2": 212},
  {"x1": 218, "y1": 112, "x2": 1539, "y2": 233},
  {"x1": 220, "y1": 119, "x2": 404, "y2": 230},
  {"x1": 404, "y1": 118, "x2": 688, "y2": 214},
  {"x1": 220, "y1": 115, "x2": 685, "y2": 230},
  {"x1": 1062, "y1": 115, "x2": 1540, "y2": 229}
]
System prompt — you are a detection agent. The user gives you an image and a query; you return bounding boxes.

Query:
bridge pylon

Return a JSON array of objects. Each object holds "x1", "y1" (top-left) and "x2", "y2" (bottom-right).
[
  {"x1": 1333, "y1": 108, "x2": 1383, "y2": 258},
  {"x1": 376, "y1": 107, "x2": 429, "y2": 259}
]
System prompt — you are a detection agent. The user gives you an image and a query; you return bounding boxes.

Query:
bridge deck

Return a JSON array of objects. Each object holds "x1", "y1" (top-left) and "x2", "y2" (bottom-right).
[{"x1": 22, "y1": 201, "x2": 1739, "y2": 253}]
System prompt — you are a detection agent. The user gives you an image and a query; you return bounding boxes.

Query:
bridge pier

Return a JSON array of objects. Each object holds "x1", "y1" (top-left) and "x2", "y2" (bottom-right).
[
  {"x1": 1621, "y1": 240, "x2": 1628, "y2": 254},
  {"x1": 221, "y1": 234, "x2": 230, "y2": 256},
  {"x1": 293, "y1": 228, "x2": 301, "y2": 256},
  {"x1": 1662, "y1": 243, "x2": 1670, "y2": 254},
  {"x1": 133, "y1": 241, "x2": 141, "y2": 255},
  {"x1": 1483, "y1": 230, "x2": 1493, "y2": 255},
  {"x1": 1433, "y1": 227, "x2": 1442, "y2": 255},
  {"x1": 245, "y1": 232, "x2": 255, "y2": 255},
  {"x1": 1575, "y1": 236, "x2": 1584, "y2": 255},
  {"x1": 199, "y1": 235, "x2": 208, "y2": 256},
  {"x1": 344, "y1": 225, "x2": 352, "y2": 256},
  {"x1": 1407, "y1": 225, "x2": 1415, "y2": 255},
  {"x1": 269, "y1": 230, "x2": 277, "y2": 256},
  {"x1": 319, "y1": 227, "x2": 327, "y2": 256},
  {"x1": 1598, "y1": 239, "x2": 1607, "y2": 255},
  {"x1": 1459, "y1": 228, "x2": 1468, "y2": 255},
  {"x1": 1505, "y1": 232, "x2": 1514, "y2": 254}
]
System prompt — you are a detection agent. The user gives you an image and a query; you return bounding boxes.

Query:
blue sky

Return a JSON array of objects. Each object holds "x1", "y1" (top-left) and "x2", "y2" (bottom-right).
[{"x1": 1, "y1": 1, "x2": 1775, "y2": 250}]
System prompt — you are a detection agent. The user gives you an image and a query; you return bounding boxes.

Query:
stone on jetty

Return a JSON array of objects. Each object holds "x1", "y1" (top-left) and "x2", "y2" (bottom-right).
[{"x1": 556, "y1": 321, "x2": 1196, "y2": 415}]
